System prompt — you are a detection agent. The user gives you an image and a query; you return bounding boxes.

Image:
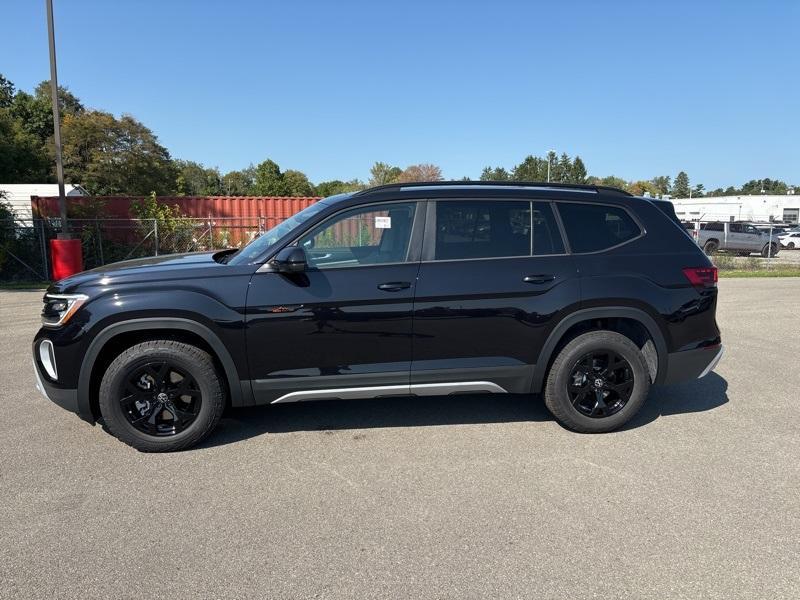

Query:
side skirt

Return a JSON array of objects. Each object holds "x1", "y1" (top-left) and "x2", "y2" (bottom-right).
[{"x1": 269, "y1": 381, "x2": 508, "y2": 404}]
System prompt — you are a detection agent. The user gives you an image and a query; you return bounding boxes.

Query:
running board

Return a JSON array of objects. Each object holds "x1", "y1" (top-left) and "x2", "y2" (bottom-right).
[{"x1": 270, "y1": 381, "x2": 508, "y2": 404}]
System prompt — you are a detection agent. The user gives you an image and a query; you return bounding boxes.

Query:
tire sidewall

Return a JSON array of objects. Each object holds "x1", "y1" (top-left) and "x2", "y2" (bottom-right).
[
  {"x1": 548, "y1": 333, "x2": 650, "y2": 432},
  {"x1": 99, "y1": 344, "x2": 221, "y2": 450}
]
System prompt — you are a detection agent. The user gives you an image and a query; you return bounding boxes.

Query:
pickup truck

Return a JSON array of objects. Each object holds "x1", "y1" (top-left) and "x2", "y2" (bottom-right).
[{"x1": 690, "y1": 222, "x2": 780, "y2": 257}]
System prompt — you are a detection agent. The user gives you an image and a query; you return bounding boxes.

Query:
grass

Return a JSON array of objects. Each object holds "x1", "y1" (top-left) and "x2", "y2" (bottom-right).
[
  {"x1": 0, "y1": 281, "x2": 50, "y2": 290},
  {"x1": 718, "y1": 269, "x2": 800, "y2": 278}
]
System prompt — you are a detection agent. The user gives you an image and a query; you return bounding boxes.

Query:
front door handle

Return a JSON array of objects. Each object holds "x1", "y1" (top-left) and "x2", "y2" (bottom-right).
[
  {"x1": 377, "y1": 281, "x2": 411, "y2": 292},
  {"x1": 523, "y1": 274, "x2": 556, "y2": 284}
]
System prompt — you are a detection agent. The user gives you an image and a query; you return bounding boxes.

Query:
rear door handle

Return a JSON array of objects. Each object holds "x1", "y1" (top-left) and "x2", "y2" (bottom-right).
[
  {"x1": 523, "y1": 274, "x2": 556, "y2": 284},
  {"x1": 377, "y1": 281, "x2": 411, "y2": 292}
]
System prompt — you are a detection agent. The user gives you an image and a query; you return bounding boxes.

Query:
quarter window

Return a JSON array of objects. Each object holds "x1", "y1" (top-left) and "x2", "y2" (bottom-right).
[
  {"x1": 557, "y1": 203, "x2": 641, "y2": 253},
  {"x1": 298, "y1": 202, "x2": 417, "y2": 269}
]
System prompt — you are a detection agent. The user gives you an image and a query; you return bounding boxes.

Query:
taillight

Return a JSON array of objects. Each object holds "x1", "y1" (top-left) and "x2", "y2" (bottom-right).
[{"x1": 683, "y1": 266, "x2": 718, "y2": 288}]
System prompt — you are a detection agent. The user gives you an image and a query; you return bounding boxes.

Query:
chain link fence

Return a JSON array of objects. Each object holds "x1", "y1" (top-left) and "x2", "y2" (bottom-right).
[{"x1": 0, "y1": 216, "x2": 285, "y2": 282}]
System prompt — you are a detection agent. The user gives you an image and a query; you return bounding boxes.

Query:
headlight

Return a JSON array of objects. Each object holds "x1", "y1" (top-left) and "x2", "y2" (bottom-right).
[{"x1": 41, "y1": 293, "x2": 89, "y2": 328}]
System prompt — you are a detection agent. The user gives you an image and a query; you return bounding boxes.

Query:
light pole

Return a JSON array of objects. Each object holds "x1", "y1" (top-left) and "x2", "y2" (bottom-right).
[
  {"x1": 46, "y1": 0, "x2": 68, "y2": 238},
  {"x1": 546, "y1": 150, "x2": 555, "y2": 182}
]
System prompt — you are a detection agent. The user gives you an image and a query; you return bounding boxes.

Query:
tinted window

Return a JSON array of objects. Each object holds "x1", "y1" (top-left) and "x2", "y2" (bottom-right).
[
  {"x1": 557, "y1": 203, "x2": 641, "y2": 253},
  {"x1": 435, "y1": 201, "x2": 531, "y2": 260},
  {"x1": 728, "y1": 223, "x2": 742, "y2": 233},
  {"x1": 298, "y1": 202, "x2": 416, "y2": 269},
  {"x1": 532, "y1": 201, "x2": 565, "y2": 255},
  {"x1": 702, "y1": 222, "x2": 724, "y2": 232}
]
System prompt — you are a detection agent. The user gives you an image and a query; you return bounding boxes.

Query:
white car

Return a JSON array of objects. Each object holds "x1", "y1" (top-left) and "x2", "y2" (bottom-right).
[{"x1": 779, "y1": 231, "x2": 800, "y2": 249}]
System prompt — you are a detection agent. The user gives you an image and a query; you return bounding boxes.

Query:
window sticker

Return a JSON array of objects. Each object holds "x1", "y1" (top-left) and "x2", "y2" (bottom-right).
[{"x1": 375, "y1": 216, "x2": 392, "y2": 229}]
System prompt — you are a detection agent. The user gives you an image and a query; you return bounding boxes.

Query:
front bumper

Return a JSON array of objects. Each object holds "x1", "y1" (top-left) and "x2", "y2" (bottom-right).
[
  {"x1": 32, "y1": 341, "x2": 92, "y2": 422},
  {"x1": 662, "y1": 345, "x2": 724, "y2": 385}
]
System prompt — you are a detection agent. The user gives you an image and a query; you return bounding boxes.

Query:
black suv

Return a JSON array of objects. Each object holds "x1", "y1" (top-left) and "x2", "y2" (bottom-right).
[{"x1": 33, "y1": 182, "x2": 723, "y2": 451}]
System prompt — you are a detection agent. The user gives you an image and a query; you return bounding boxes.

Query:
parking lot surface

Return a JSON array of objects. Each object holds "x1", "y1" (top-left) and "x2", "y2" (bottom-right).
[{"x1": 1, "y1": 279, "x2": 798, "y2": 599}]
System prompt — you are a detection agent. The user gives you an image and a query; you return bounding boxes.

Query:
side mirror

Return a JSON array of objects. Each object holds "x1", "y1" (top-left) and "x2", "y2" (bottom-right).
[{"x1": 271, "y1": 246, "x2": 307, "y2": 273}]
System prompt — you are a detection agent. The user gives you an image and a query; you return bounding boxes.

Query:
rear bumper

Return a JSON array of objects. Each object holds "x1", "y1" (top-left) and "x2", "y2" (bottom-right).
[{"x1": 662, "y1": 345, "x2": 724, "y2": 385}]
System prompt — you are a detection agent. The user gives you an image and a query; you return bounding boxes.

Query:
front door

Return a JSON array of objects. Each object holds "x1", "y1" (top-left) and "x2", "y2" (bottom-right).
[
  {"x1": 411, "y1": 199, "x2": 579, "y2": 394},
  {"x1": 246, "y1": 201, "x2": 424, "y2": 404}
]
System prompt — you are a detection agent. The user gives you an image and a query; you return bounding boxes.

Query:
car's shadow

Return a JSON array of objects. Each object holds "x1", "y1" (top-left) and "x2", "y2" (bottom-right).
[{"x1": 199, "y1": 373, "x2": 729, "y2": 449}]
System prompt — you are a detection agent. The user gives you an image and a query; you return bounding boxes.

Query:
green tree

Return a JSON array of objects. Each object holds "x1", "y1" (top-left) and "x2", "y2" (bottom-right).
[
  {"x1": 0, "y1": 109, "x2": 51, "y2": 182},
  {"x1": 222, "y1": 166, "x2": 256, "y2": 195},
  {"x1": 0, "y1": 75, "x2": 14, "y2": 108},
  {"x1": 253, "y1": 159, "x2": 288, "y2": 195},
  {"x1": 282, "y1": 169, "x2": 315, "y2": 196},
  {"x1": 60, "y1": 111, "x2": 178, "y2": 195},
  {"x1": 512, "y1": 155, "x2": 548, "y2": 181},
  {"x1": 480, "y1": 166, "x2": 511, "y2": 181},
  {"x1": 651, "y1": 176, "x2": 671, "y2": 195},
  {"x1": 672, "y1": 171, "x2": 690, "y2": 197},
  {"x1": 368, "y1": 162, "x2": 402, "y2": 186},
  {"x1": 554, "y1": 153, "x2": 572, "y2": 182},
  {"x1": 571, "y1": 156, "x2": 587, "y2": 184},
  {"x1": 175, "y1": 160, "x2": 223, "y2": 195},
  {"x1": 315, "y1": 179, "x2": 364, "y2": 196}
]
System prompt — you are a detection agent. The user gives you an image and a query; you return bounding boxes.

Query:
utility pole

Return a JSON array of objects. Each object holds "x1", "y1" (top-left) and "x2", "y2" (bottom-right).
[{"x1": 46, "y1": 0, "x2": 69, "y2": 238}]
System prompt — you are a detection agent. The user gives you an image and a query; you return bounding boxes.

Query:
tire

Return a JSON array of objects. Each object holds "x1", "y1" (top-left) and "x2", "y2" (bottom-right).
[
  {"x1": 788, "y1": 242, "x2": 795, "y2": 249},
  {"x1": 544, "y1": 331, "x2": 651, "y2": 433},
  {"x1": 703, "y1": 240, "x2": 719, "y2": 255},
  {"x1": 761, "y1": 243, "x2": 779, "y2": 258},
  {"x1": 99, "y1": 340, "x2": 225, "y2": 452}
]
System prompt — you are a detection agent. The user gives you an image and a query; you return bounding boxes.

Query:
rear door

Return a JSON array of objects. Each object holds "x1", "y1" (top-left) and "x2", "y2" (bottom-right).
[{"x1": 410, "y1": 199, "x2": 579, "y2": 394}]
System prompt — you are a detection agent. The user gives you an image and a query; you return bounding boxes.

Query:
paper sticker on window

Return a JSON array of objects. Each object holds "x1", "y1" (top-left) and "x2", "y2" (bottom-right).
[{"x1": 375, "y1": 216, "x2": 391, "y2": 229}]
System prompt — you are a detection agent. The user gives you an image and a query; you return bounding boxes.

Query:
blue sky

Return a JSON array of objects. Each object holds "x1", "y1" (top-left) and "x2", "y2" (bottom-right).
[{"x1": 4, "y1": 0, "x2": 799, "y2": 188}]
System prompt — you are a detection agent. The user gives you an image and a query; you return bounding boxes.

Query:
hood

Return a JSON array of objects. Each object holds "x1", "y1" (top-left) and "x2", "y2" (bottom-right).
[{"x1": 49, "y1": 249, "x2": 240, "y2": 294}]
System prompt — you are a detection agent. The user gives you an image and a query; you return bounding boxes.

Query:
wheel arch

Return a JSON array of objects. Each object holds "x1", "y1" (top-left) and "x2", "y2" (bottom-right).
[
  {"x1": 531, "y1": 307, "x2": 669, "y2": 393},
  {"x1": 78, "y1": 318, "x2": 247, "y2": 422}
]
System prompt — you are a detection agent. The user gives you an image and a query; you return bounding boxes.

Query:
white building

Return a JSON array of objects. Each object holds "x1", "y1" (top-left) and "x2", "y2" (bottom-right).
[
  {"x1": 0, "y1": 183, "x2": 87, "y2": 220},
  {"x1": 671, "y1": 193, "x2": 799, "y2": 224}
]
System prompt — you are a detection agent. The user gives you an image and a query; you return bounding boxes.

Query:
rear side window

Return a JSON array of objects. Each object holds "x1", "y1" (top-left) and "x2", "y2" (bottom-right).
[
  {"x1": 435, "y1": 201, "x2": 531, "y2": 260},
  {"x1": 557, "y1": 203, "x2": 641, "y2": 253}
]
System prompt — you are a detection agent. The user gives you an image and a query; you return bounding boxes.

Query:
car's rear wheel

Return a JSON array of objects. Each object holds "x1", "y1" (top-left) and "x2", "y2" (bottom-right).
[
  {"x1": 544, "y1": 331, "x2": 650, "y2": 433},
  {"x1": 761, "y1": 243, "x2": 779, "y2": 257},
  {"x1": 787, "y1": 242, "x2": 795, "y2": 249},
  {"x1": 703, "y1": 240, "x2": 719, "y2": 255},
  {"x1": 99, "y1": 340, "x2": 225, "y2": 452}
]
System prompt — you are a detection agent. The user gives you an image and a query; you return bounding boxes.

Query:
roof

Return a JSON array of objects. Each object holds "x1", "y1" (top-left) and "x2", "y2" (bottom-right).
[
  {"x1": 355, "y1": 180, "x2": 632, "y2": 197},
  {"x1": 0, "y1": 184, "x2": 87, "y2": 219}
]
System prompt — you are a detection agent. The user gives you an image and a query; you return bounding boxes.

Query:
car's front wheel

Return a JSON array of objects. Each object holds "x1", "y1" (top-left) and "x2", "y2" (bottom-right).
[
  {"x1": 99, "y1": 340, "x2": 225, "y2": 452},
  {"x1": 544, "y1": 331, "x2": 650, "y2": 433}
]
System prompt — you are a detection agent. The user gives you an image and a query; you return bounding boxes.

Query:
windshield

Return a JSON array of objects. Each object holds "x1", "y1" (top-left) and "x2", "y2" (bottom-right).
[{"x1": 227, "y1": 201, "x2": 328, "y2": 265}]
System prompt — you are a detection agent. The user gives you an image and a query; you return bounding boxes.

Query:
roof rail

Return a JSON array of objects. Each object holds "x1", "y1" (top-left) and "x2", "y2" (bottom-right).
[{"x1": 354, "y1": 180, "x2": 633, "y2": 197}]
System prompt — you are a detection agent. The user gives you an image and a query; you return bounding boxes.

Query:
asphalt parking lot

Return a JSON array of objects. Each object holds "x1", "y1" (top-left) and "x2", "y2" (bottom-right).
[{"x1": 1, "y1": 279, "x2": 798, "y2": 599}]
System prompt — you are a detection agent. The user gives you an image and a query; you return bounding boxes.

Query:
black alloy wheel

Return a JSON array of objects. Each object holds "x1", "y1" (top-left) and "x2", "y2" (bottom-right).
[
  {"x1": 120, "y1": 361, "x2": 202, "y2": 436},
  {"x1": 99, "y1": 340, "x2": 225, "y2": 452},
  {"x1": 567, "y1": 350, "x2": 634, "y2": 418}
]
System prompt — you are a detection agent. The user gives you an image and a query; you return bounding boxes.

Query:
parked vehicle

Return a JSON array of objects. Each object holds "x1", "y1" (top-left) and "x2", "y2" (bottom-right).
[
  {"x1": 694, "y1": 222, "x2": 780, "y2": 257},
  {"x1": 33, "y1": 182, "x2": 723, "y2": 451},
  {"x1": 779, "y1": 231, "x2": 800, "y2": 248}
]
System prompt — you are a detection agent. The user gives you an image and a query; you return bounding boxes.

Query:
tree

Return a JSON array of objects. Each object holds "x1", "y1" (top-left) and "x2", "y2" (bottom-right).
[
  {"x1": 0, "y1": 109, "x2": 51, "y2": 182},
  {"x1": 175, "y1": 160, "x2": 223, "y2": 195},
  {"x1": 0, "y1": 75, "x2": 14, "y2": 108},
  {"x1": 512, "y1": 155, "x2": 548, "y2": 181},
  {"x1": 480, "y1": 166, "x2": 510, "y2": 181},
  {"x1": 651, "y1": 176, "x2": 671, "y2": 195},
  {"x1": 59, "y1": 111, "x2": 178, "y2": 195},
  {"x1": 554, "y1": 153, "x2": 572, "y2": 182},
  {"x1": 571, "y1": 156, "x2": 587, "y2": 184},
  {"x1": 252, "y1": 159, "x2": 287, "y2": 195},
  {"x1": 315, "y1": 179, "x2": 364, "y2": 196},
  {"x1": 222, "y1": 166, "x2": 256, "y2": 195},
  {"x1": 672, "y1": 171, "x2": 690, "y2": 197},
  {"x1": 396, "y1": 163, "x2": 443, "y2": 183},
  {"x1": 282, "y1": 169, "x2": 315, "y2": 196},
  {"x1": 369, "y1": 162, "x2": 402, "y2": 186}
]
